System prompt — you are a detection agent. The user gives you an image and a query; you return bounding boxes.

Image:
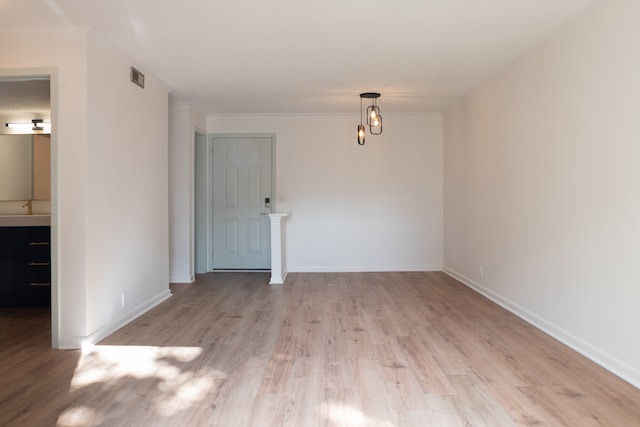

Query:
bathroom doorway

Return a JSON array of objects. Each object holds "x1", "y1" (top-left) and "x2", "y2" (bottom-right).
[{"x1": 0, "y1": 70, "x2": 57, "y2": 347}]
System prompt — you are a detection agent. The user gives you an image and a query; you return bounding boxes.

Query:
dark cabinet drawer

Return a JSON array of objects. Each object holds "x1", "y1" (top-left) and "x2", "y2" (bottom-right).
[
  {"x1": 0, "y1": 226, "x2": 51, "y2": 307},
  {"x1": 0, "y1": 281, "x2": 50, "y2": 307}
]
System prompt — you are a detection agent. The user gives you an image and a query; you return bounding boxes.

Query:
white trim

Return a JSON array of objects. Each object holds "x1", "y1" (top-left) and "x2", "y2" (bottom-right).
[
  {"x1": 57, "y1": 290, "x2": 172, "y2": 349},
  {"x1": 289, "y1": 265, "x2": 442, "y2": 273},
  {"x1": 193, "y1": 128, "x2": 207, "y2": 276},
  {"x1": 443, "y1": 266, "x2": 640, "y2": 390},
  {"x1": 170, "y1": 275, "x2": 194, "y2": 283},
  {"x1": 269, "y1": 271, "x2": 287, "y2": 285},
  {"x1": 207, "y1": 112, "x2": 444, "y2": 119}
]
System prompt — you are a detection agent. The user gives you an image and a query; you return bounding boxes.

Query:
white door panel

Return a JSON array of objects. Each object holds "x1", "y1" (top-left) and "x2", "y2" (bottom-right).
[{"x1": 212, "y1": 136, "x2": 272, "y2": 269}]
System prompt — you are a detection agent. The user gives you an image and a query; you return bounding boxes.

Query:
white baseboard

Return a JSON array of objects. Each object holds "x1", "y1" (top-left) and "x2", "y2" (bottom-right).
[
  {"x1": 58, "y1": 289, "x2": 172, "y2": 349},
  {"x1": 170, "y1": 275, "x2": 194, "y2": 283},
  {"x1": 269, "y1": 270, "x2": 287, "y2": 285},
  {"x1": 289, "y1": 264, "x2": 443, "y2": 273},
  {"x1": 443, "y1": 266, "x2": 640, "y2": 390}
]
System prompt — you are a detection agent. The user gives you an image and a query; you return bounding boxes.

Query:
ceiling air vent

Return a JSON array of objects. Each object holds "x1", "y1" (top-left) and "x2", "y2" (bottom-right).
[{"x1": 130, "y1": 66, "x2": 145, "y2": 88}]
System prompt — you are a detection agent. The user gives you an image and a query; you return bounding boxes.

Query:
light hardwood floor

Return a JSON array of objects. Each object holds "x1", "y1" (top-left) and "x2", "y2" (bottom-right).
[{"x1": 1, "y1": 272, "x2": 639, "y2": 426}]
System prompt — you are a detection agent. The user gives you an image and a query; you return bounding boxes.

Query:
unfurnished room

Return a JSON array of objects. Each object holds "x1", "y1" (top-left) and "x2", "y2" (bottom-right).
[{"x1": 1, "y1": 0, "x2": 639, "y2": 425}]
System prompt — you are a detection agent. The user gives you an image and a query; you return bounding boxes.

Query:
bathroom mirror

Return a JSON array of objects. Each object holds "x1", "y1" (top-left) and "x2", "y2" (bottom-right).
[
  {"x1": 0, "y1": 134, "x2": 51, "y2": 201},
  {"x1": 0, "y1": 75, "x2": 51, "y2": 203}
]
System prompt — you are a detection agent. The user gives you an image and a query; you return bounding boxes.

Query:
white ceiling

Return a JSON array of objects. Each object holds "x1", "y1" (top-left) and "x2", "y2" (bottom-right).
[
  {"x1": 0, "y1": 78, "x2": 50, "y2": 115},
  {"x1": 1, "y1": 0, "x2": 603, "y2": 114}
]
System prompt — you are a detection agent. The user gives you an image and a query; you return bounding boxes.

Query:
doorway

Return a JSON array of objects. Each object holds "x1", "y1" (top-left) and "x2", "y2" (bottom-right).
[
  {"x1": 195, "y1": 134, "x2": 275, "y2": 272},
  {"x1": 0, "y1": 69, "x2": 57, "y2": 347}
]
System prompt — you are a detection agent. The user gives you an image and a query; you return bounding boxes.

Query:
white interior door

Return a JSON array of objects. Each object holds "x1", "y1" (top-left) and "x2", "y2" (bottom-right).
[{"x1": 211, "y1": 135, "x2": 272, "y2": 269}]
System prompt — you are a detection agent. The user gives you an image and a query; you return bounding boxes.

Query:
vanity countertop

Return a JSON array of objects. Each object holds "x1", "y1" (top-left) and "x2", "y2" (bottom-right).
[{"x1": 0, "y1": 215, "x2": 51, "y2": 227}]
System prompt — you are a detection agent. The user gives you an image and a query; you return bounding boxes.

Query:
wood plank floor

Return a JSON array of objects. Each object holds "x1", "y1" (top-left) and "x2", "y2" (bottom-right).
[{"x1": 1, "y1": 272, "x2": 639, "y2": 426}]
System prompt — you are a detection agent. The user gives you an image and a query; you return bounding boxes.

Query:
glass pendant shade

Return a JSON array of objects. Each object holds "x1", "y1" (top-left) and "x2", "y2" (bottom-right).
[
  {"x1": 357, "y1": 124, "x2": 366, "y2": 145},
  {"x1": 367, "y1": 105, "x2": 380, "y2": 127},
  {"x1": 369, "y1": 114, "x2": 382, "y2": 135}
]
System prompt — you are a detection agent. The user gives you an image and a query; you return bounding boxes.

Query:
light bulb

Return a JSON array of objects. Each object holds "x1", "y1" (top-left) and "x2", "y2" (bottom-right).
[{"x1": 357, "y1": 124, "x2": 366, "y2": 145}]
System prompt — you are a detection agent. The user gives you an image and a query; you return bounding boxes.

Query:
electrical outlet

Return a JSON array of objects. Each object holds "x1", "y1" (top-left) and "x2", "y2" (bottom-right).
[
  {"x1": 480, "y1": 266, "x2": 484, "y2": 279},
  {"x1": 121, "y1": 292, "x2": 126, "y2": 307}
]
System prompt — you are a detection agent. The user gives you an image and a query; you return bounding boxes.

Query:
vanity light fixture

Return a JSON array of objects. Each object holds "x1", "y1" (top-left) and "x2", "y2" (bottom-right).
[
  {"x1": 357, "y1": 92, "x2": 382, "y2": 145},
  {"x1": 5, "y1": 119, "x2": 51, "y2": 131}
]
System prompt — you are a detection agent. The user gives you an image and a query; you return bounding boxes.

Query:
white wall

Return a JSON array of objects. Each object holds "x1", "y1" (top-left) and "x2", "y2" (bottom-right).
[
  {"x1": 0, "y1": 28, "x2": 89, "y2": 346},
  {"x1": 84, "y1": 32, "x2": 171, "y2": 342},
  {"x1": 0, "y1": 28, "x2": 171, "y2": 348},
  {"x1": 169, "y1": 104, "x2": 206, "y2": 283},
  {"x1": 207, "y1": 114, "x2": 443, "y2": 272},
  {"x1": 443, "y1": 0, "x2": 640, "y2": 387}
]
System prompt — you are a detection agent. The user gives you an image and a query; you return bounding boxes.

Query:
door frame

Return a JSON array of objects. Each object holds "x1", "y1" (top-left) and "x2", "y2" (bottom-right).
[
  {"x1": 198, "y1": 133, "x2": 276, "y2": 272},
  {"x1": 0, "y1": 68, "x2": 58, "y2": 347},
  {"x1": 194, "y1": 129, "x2": 207, "y2": 275}
]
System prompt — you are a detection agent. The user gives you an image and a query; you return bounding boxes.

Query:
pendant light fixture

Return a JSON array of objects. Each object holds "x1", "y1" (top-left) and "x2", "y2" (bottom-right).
[{"x1": 357, "y1": 92, "x2": 382, "y2": 145}]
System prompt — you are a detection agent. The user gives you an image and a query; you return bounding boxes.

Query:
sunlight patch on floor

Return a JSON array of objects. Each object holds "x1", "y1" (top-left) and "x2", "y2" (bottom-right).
[
  {"x1": 71, "y1": 343, "x2": 204, "y2": 389},
  {"x1": 320, "y1": 401, "x2": 397, "y2": 427},
  {"x1": 58, "y1": 406, "x2": 99, "y2": 427},
  {"x1": 58, "y1": 344, "x2": 226, "y2": 426}
]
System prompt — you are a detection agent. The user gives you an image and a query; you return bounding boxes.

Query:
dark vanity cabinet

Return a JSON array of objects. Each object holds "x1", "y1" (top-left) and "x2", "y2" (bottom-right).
[{"x1": 0, "y1": 226, "x2": 51, "y2": 307}]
